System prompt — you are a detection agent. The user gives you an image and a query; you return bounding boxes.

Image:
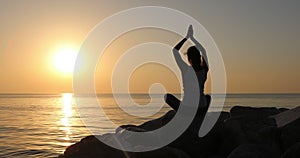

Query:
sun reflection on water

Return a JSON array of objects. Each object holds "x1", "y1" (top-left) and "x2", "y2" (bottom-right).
[
  {"x1": 62, "y1": 93, "x2": 73, "y2": 117},
  {"x1": 60, "y1": 93, "x2": 73, "y2": 145}
]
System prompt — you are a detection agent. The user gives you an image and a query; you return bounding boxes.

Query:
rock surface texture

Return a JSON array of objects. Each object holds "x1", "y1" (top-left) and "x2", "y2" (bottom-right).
[{"x1": 58, "y1": 106, "x2": 300, "y2": 158}]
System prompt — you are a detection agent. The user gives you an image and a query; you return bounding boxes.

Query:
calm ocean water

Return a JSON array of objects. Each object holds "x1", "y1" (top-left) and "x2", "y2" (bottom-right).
[{"x1": 0, "y1": 93, "x2": 299, "y2": 157}]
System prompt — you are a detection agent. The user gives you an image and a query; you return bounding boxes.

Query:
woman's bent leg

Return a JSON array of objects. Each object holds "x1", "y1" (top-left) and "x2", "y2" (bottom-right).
[{"x1": 164, "y1": 93, "x2": 181, "y2": 111}]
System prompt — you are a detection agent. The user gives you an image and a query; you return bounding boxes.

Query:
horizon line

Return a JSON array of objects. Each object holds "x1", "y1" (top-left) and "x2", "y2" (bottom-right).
[{"x1": 0, "y1": 92, "x2": 300, "y2": 95}]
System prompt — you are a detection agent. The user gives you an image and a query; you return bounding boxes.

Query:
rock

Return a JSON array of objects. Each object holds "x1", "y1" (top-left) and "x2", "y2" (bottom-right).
[
  {"x1": 219, "y1": 106, "x2": 282, "y2": 156},
  {"x1": 138, "y1": 110, "x2": 176, "y2": 131},
  {"x1": 116, "y1": 124, "x2": 147, "y2": 133},
  {"x1": 218, "y1": 116, "x2": 248, "y2": 156},
  {"x1": 57, "y1": 154, "x2": 64, "y2": 158},
  {"x1": 62, "y1": 135, "x2": 132, "y2": 158},
  {"x1": 116, "y1": 110, "x2": 176, "y2": 133},
  {"x1": 169, "y1": 112, "x2": 230, "y2": 158},
  {"x1": 58, "y1": 106, "x2": 300, "y2": 158},
  {"x1": 136, "y1": 147, "x2": 190, "y2": 158},
  {"x1": 271, "y1": 106, "x2": 300, "y2": 127},
  {"x1": 206, "y1": 156, "x2": 226, "y2": 158},
  {"x1": 280, "y1": 118, "x2": 300, "y2": 151},
  {"x1": 60, "y1": 134, "x2": 190, "y2": 158},
  {"x1": 278, "y1": 108, "x2": 289, "y2": 113},
  {"x1": 227, "y1": 144, "x2": 280, "y2": 158},
  {"x1": 119, "y1": 110, "x2": 230, "y2": 158},
  {"x1": 230, "y1": 106, "x2": 281, "y2": 119},
  {"x1": 281, "y1": 142, "x2": 300, "y2": 158}
]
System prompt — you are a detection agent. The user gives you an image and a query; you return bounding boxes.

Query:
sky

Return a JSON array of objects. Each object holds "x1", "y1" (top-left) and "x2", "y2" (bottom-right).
[{"x1": 0, "y1": 0, "x2": 299, "y2": 94}]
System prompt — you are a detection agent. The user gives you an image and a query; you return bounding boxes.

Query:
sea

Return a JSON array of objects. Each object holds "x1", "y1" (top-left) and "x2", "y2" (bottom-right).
[{"x1": 0, "y1": 93, "x2": 299, "y2": 158}]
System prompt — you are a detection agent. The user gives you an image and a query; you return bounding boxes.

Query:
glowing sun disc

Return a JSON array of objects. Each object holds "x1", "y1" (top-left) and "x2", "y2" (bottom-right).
[{"x1": 53, "y1": 47, "x2": 78, "y2": 74}]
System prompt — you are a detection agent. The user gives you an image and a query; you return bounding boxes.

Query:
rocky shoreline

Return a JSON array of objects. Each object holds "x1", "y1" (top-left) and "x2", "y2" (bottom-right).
[{"x1": 58, "y1": 106, "x2": 300, "y2": 158}]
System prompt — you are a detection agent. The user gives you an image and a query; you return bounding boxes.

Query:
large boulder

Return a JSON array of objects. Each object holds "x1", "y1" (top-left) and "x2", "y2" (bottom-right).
[
  {"x1": 227, "y1": 144, "x2": 280, "y2": 158},
  {"x1": 280, "y1": 118, "x2": 300, "y2": 151},
  {"x1": 281, "y1": 142, "x2": 300, "y2": 158},
  {"x1": 64, "y1": 110, "x2": 230, "y2": 158},
  {"x1": 119, "y1": 110, "x2": 230, "y2": 158},
  {"x1": 59, "y1": 134, "x2": 190, "y2": 158},
  {"x1": 61, "y1": 135, "x2": 131, "y2": 158},
  {"x1": 168, "y1": 112, "x2": 230, "y2": 158},
  {"x1": 218, "y1": 106, "x2": 282, "y2": 156}
]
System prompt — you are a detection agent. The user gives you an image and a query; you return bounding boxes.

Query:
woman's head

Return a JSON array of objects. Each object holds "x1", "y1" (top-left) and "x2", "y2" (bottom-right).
[{"x1": 187, "y1": 46, "x2": 201, "y2": 71}]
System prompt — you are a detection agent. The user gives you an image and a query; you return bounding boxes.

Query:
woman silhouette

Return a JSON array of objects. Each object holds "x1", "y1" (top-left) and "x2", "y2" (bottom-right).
[{"x1": 165, "y1": 25, "x2": 210, "y2": 115}]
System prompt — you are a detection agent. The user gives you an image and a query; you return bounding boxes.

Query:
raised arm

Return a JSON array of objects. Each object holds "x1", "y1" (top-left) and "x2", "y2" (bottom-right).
[
  {"x1": 174, "y1": 37, "x2": 187, "y2": 50},
  {"x1": 190, "y1": 36, "x2": 209, "y2": 70},
  {"x1": 173, "y1": 38, "x2": 189, "y2": 72},
  {"x1": 186, "y1": 25, "x2": 209, "y2": 70}
]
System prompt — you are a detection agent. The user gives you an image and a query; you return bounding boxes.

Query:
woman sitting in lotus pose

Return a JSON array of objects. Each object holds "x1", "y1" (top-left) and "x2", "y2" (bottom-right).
[{"x1": 165, "y1": 25, "x2": 210, "y2": 115}]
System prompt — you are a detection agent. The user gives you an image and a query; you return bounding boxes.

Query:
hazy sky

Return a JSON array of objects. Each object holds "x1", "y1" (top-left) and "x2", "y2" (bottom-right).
[{"x1": 0, "y1": 0, "x2": 299, "y2": 94}]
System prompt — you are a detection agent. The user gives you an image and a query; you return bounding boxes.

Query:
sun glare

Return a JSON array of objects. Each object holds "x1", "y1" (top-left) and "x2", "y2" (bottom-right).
[{"x1": 53, "y1": 47, "x2": 78, "y2": 74}]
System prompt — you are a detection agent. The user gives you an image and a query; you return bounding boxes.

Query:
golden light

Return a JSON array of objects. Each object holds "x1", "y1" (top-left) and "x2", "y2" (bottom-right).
[
  {"x1": 62, "y1": 93, "x2": 73, "y2": 117},
  {"x1": 60, "y1": 93, "x2": 73, "y2": 145},
  {"x1": 53, "y1": 47, "x2": 78, "y2": 74}
]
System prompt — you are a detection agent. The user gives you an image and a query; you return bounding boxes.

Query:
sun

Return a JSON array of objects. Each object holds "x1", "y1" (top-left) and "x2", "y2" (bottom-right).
[{"x1": 53, "y1": 47, "x2": 78, "y2": 74}]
